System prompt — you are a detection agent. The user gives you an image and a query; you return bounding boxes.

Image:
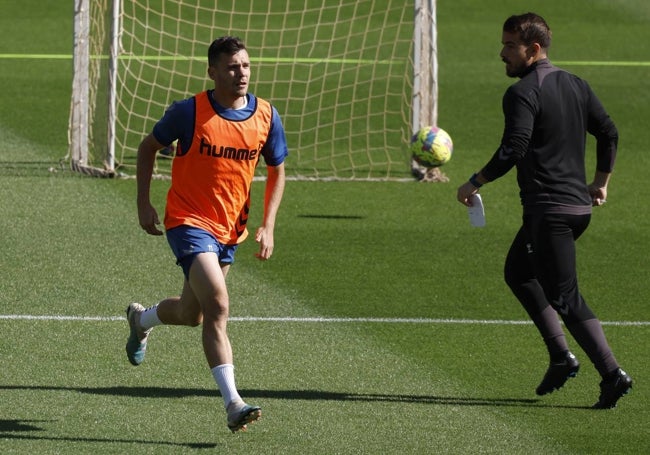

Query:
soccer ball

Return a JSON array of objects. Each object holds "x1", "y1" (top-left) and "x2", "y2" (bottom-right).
[{"x1": 409, "y1": 126, "x2": 453, "y2": 168}]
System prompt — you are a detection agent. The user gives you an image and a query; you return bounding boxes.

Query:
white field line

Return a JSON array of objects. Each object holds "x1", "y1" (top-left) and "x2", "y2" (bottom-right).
[{"x1": 0, "y1": 314, "x2": 648, "y2": 326}]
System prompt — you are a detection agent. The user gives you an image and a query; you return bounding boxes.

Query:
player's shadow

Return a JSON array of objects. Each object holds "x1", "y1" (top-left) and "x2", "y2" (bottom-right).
[
  {"x1": 0, "y1": 418, "x2": 217, "y2": 449},
  {"x1": 245, "y1": 389, "x2": 593, "y2": 409},
  {"x1": 0, "y1": 384, "x2": 593, "y2": 409},
  {"x1": 0, "y1": 385, "x2": 594, "y2": 449}
]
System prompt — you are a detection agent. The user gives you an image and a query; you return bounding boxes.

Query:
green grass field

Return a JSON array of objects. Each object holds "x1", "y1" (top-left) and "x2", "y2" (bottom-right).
[{"x1": 1, "y1": 0, "x2": 649, "y2": 453}]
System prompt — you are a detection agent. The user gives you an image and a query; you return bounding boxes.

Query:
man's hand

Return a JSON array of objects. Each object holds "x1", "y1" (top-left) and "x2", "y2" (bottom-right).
[
  {"x1": 254, "y1": 226, "x2": 274, "y2": 260},
  {"x1": 138, "y1": 201, "x2": 163, "y2": 235},
  {"x1": 457, "y1": 181, "x2": 480, "y2": 207},
  {"x1": 588, "y1": 183, "x2": 608, "y2": 206},
  {"x1": 589, "y1": 171, "x2": 611, "y2": 206}
]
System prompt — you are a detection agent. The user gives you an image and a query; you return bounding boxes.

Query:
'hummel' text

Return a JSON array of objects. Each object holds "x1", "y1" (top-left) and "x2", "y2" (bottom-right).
[{"x1": 199, "y1": 138, "x2": 258, "y2": 161}]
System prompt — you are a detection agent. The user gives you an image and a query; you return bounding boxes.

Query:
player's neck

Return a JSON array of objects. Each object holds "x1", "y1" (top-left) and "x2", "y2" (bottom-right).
[{"x1": 211, "y1": 90, "x2": 246, "y2": 109}]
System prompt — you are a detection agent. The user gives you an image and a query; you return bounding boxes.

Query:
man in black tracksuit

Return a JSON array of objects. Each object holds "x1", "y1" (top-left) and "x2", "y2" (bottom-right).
[{"x1": 457, "y1": 12, "x2": 632, "y2": 409}]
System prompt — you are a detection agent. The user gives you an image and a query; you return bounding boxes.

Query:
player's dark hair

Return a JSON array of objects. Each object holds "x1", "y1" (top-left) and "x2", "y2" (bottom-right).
[
  {"x1": 208, "y1": 36, "x2": 246, "y2": 66},
  {"x1": 503, "y1": 13, "x2": 551, "y2": 49}
]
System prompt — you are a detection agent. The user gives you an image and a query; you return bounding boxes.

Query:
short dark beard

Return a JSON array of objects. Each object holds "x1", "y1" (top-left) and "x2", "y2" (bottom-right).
[{"x1": 506, "y1": 61, "x2": 528, "y2": 78}]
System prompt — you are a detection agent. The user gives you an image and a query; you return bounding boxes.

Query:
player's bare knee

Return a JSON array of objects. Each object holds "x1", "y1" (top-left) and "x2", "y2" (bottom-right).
[{"x1": 201, "y1": 297, "x2": 229, "y2": 322}]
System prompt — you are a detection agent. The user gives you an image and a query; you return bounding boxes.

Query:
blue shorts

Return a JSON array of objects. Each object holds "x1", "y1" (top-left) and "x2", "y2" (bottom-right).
[{"x1": 166, "y1": 225, "x2": 238, "y2": 279}]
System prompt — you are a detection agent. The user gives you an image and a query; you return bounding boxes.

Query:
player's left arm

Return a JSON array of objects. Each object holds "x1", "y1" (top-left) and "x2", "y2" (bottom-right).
[
  {"x1": 255, "y1": 106, "x2": 288, "y2": 260},
  {"x1": 585, "y1": 81, "x2": 618, "y2": 207},
  {"x1": 255, "y1": 162, "x2": 286, "y2": 260}
]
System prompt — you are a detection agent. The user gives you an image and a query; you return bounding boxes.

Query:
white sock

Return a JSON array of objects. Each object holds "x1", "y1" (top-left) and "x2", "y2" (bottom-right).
[
  {"x1": 139, "y1": 304, "x2": 162, "y2": 329},
  {"x1": 211, "y1": 364, "x2": 242, "y2": 408}
]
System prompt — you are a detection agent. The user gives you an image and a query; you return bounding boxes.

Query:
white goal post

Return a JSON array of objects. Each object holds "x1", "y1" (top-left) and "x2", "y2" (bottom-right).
[{"x1": 67, "y1": 0, "x2": 439, "y2": 180}]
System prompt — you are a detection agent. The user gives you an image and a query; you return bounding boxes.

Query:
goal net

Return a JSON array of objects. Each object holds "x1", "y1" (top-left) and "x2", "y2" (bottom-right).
[{"x1": 68, "y1": 0, "x2": 439, "y2": 181}]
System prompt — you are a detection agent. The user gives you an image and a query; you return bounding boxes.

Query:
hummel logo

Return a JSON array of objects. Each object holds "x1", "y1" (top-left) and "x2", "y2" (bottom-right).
[{"x1": 198, "y1": 138, "x2": 259, "y2": 161}]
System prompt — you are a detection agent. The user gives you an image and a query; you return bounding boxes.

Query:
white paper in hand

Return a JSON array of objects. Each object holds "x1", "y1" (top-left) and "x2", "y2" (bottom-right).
[{"x1": 468, "y1": 194, "x2": 486, "y2": 227}]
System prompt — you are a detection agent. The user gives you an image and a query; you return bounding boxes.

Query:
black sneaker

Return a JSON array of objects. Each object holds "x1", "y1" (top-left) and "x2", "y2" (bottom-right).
[
  {"x1": 592, "y1": 368, "x2": 633, "y2": 409},
  {"x1": 535, "y1": 351, "x2": 580, "y2": 396}
]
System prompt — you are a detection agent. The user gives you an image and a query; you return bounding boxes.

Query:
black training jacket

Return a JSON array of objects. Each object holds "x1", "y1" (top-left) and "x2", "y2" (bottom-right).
[{"x1": 481, "y1": 58, "x2": 618, "y2": 213}]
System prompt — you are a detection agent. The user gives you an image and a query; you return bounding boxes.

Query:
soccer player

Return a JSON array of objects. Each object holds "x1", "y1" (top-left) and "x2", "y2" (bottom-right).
[
  {"x1": 456, "y1": 13, "x2": 632, "y2": 408},
  {"x1": 128, "y1": 36, "x2": 288, "y2": 431}
]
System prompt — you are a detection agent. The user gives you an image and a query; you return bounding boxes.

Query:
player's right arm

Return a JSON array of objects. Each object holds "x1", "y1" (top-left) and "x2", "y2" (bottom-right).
[{"x1": 136, "y1": 133, "x2": 165, "y2": 236}]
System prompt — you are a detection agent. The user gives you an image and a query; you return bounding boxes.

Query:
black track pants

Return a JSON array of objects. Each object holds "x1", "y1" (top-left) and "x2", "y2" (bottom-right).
[{"x1": 504, "y1": 212, "x2": 596, "y2": 324}]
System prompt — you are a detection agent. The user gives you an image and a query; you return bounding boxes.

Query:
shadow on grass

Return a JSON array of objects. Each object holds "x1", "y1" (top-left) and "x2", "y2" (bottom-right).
[
  {"x1": 0, "y1": 419, "x2": 217, "y2": 449},
  {"x1": 0, "y1": 385, "x2": 597, "y2": 449},
  {"x1": 0, "y1": 384, "x2": 594, "y2": 409}
]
